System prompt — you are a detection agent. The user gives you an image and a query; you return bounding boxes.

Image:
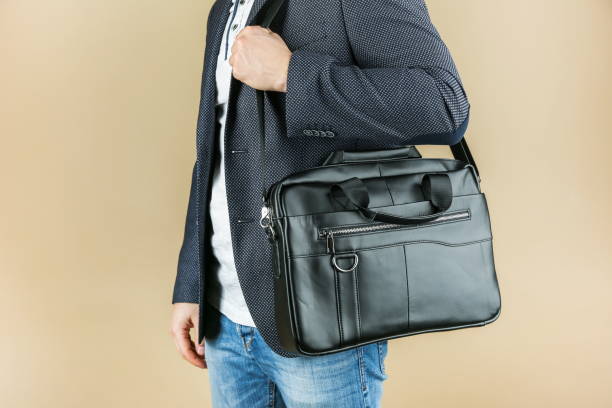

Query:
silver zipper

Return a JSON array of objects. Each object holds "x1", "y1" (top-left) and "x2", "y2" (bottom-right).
[{"x1": 319, "y1": 210, "x2": 470, "y2": 239}]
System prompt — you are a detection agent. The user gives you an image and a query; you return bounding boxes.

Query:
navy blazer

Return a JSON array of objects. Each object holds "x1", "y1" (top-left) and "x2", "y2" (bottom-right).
[{"x1": 172, "y1": 0, "x2": 470, "y2": 357}]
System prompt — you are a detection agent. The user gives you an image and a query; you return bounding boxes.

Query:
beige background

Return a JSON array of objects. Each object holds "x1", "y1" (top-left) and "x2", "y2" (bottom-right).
[{"x1": 1, "y1": 0, "x2": 611, "y2": 407}]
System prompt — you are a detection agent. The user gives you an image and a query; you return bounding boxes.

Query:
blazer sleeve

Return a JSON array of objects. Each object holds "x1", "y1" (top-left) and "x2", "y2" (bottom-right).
[
  {"x1": 172, "y1": 160, "x2": 200, "y2": 304},
  {"x1": 285, "y1": 0, "x2": 469, "y2": 145}
]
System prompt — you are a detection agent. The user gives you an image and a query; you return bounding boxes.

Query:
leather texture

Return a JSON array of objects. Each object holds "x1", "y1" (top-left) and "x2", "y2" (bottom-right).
[
  {"x1": 264, "y1": 151, "x2": 501, "y2": 355},
  {"x1": 173, "y1": 0, "x2": 474, "y2": 358}
]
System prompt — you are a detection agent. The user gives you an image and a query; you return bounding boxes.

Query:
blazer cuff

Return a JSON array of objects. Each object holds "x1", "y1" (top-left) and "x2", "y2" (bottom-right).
[{"x1": 285, "y1": 49, "x2": 339, "y2": 139}]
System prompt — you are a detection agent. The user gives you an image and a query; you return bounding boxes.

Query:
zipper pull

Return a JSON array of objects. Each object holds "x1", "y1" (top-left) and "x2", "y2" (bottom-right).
[
  {"x1": 259, "y1": 205, "x2": 271, "y2": 229},
  {"x1": 326, "y1": 232, "x2": 335, "y2": 254},
  {"x1": 259, "y1": 204, "x2": 276, "y2": 241}
]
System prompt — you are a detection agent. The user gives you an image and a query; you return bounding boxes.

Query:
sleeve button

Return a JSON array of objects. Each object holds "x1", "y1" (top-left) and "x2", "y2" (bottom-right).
[{"x1": 303, "y1": 129, "x2": 313, "y2": 136}]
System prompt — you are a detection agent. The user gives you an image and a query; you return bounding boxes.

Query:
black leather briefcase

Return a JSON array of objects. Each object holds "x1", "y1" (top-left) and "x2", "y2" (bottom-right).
[
  {"x1": 256, "y1": 0, "x2": 501, "y2": 356},
  {"x1": 259, "y1": 143, "x2": 501, "y2": 355}
]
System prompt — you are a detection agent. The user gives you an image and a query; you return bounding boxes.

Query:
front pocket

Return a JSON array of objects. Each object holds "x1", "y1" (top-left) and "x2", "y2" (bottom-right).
[{"x1": 404, "y1": 240, "x2": 500, "y2": 330}]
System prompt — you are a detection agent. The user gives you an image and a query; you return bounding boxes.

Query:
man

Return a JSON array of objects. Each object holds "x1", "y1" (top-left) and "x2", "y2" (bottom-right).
[{"x1": 170, "y1": 0, "x2": 469, "y2": 406}]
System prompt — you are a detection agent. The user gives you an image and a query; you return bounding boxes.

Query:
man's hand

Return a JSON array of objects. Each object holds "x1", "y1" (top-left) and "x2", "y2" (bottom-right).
[
  {"x1": 229, "y1": 25, "x2": 292, "y2": 92},
  {"x1": 170, "y1": 303, "x2": 206, "y2": 369}
]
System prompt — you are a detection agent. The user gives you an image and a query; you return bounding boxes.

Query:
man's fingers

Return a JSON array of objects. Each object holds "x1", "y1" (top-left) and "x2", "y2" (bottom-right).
[
  {"x1": 236, "y1": 24, "x2": 261, "y2": 37},
  {"x1": 195, "y1": 341, "x2": 207, "y2": 368},
  {"x1": 194, "y1": 317, "x2": 207, "y2": 368},
  {"x1": 235, "y1": 25, "x2": 270, "y2": 43},
  {"x1": 194, "y1": 322, "x2": 203, "y2": 356},
  {"x1": 174, "y1": 328, "x2": 206, "y2": 369}
]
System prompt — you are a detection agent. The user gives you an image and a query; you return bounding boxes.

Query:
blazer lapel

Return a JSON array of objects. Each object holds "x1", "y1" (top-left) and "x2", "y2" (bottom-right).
[
  {"x1": 203, "y1": 0, "x2": 233, "y2": 75},
  {"x1": 196, "y1": 0, "x2": 233, "y2": 150}
]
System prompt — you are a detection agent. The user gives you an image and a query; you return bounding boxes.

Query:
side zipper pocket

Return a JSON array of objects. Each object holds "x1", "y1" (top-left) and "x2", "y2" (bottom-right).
[{"x1": 318, "y1": 209, "x2": 471, "y2": 239}]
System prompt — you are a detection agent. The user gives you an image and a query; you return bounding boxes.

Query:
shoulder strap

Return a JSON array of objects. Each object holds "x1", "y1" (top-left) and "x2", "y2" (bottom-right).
[
  {"x1": 255, "y1": 0, "x2": 478, "y2": 201},
  {"x1": 255, "y1": 0, "x2": 286, "y2": 202}
]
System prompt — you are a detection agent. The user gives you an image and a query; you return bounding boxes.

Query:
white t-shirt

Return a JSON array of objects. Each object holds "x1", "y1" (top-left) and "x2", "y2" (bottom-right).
[{"x1": 205, "y1": 0, "x2": 257, "y2": 327}]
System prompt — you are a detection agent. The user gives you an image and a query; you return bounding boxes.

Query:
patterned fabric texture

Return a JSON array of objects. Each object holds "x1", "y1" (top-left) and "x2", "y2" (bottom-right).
[{"x1": 172, "y1": 0, "x2": 470, "y2": 357}]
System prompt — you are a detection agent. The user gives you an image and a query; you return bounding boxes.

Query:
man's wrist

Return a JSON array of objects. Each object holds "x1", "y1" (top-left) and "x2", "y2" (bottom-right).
[{"x1": 274, "y1": 53, "x2": 291, "y2": 92}]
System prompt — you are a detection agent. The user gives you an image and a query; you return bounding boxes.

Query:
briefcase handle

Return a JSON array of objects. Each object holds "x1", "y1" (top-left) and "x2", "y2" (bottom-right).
[
  {"x1": 330, "y1": 174, "x2": 453, "y2": 225},
  {"x1": 321, "y1": 145, "x2": 422, "y2": 166}
]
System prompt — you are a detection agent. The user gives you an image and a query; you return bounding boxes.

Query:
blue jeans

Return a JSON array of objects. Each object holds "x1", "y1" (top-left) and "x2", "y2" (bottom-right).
[{"x1": 203, "y1": 302, "x2": 389, "y2": 407}]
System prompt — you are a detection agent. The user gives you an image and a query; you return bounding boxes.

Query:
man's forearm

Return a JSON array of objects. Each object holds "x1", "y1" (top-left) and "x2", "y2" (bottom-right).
[
  {"x1": 285, "y1": 50, "x2": 468, "y2": 145},
  {"x1": 284, "y1": 0, "x2": 469, "y2": 145}
]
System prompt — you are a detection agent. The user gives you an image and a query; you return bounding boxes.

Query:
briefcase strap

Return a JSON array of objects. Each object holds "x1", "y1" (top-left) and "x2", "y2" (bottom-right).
[{"x1": 254, "y1": 0, "x2": 479, "y2": 202}]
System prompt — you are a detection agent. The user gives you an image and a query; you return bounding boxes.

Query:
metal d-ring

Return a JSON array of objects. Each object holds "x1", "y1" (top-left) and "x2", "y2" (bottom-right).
[{"x1": 332, "y1": 253, "x2": 359, "y2": 273}]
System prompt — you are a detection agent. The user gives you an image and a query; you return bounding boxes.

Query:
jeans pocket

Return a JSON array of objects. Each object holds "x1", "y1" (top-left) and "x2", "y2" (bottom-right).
[{"x1": 376, "y1": 340, "x2": 389, "y2": 376}]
